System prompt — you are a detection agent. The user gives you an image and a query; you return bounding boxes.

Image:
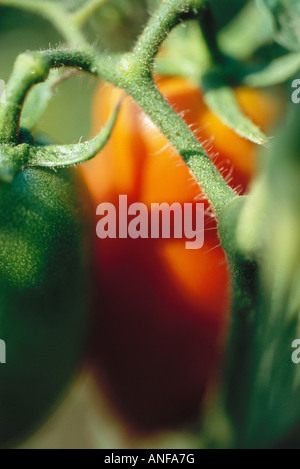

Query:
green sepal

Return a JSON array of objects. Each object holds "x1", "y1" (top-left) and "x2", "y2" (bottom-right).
[
  {"x1": 0, "y1": 101, "x2": 121, "y2": 183},
  {"x1": 202, "y1": 71, "x2": 269, "y2": 145},
  {"x1": 0, "y1": 144, "x2": 30, "y2": 183},
  {"x1": 26, "y1": 101, "x2": 120, "y2": 168},
  {"x1": 241, "y1": 52, "x2": 300, "y2": 87}
]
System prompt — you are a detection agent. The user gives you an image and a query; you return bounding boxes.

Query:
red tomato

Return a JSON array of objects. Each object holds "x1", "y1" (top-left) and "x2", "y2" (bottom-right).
[{"x1": 82, "y1": 77, "x2": 279, "y2": 431}]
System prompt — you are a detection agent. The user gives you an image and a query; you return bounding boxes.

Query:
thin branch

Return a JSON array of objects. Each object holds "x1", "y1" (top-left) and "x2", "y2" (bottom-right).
[
  {"x1": 71, "y1": 0, "x2": 108, "y2": 27},
  {"x1": 0, "y1": 52, "x2": 50, "y2": 144}
]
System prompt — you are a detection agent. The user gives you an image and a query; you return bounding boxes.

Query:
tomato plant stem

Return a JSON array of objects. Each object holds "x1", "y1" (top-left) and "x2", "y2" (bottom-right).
[
  {"x1": 132, "y1": 0, "x2": 207, "y2": 70},
  {"x1": 121, "y1": 78, "x2": 237, "y2": 217},
  {"x1": 0, "y1": 53, "x2": 50, "y2": 144},
  {"x1": 0, "y1": 0, "x2": 238, "y2": 217}
]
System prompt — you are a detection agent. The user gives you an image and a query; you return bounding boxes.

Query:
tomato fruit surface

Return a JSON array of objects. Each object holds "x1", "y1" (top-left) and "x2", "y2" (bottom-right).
[
  {"x1": 83, "y1": 76, "x2": 279, "y2": 431},
  {"x1": 0, "y1": 166, "x2": 92, "y2": 447}
]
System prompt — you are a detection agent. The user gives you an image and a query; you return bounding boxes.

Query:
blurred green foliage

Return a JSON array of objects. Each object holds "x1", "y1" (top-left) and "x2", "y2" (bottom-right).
[
  {"x1": 87, "y1": 0, "x2": 152, "y2": 51},
  {"x1": 257, "y1": 0, "x2": 300, "y2": 51},
  {"x1": 209, "y1": 0, "x2": 248, "y2": 29}
]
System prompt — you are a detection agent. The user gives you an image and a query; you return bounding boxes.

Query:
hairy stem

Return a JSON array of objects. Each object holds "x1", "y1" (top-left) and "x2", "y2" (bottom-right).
[
  {"x1": 132, "y1": 0, "x2": 207, "y2": 70},
  {"x1": 123, "y1": 78, "x2": 237, "y2": 217},
  {"x1": 0, "y1": 53, "x2": 50, "y2": 144}
]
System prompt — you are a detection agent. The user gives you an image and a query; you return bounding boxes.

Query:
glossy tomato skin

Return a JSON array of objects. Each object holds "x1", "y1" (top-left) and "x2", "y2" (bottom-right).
[
  {"x1": 83, "y1": 77, "x2": 279, "y2": 431},
  {"x1": 0, "y1": 166, "x2": 92, "y2": 447}
]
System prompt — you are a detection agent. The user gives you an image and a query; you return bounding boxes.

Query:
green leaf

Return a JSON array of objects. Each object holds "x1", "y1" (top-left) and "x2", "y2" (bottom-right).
[
  {"x1": 257, "y1": 0, "x2": 300, "y2": 51},
  {"x1": 202, "y1": 72, "x2": 268, "y2": 145}
]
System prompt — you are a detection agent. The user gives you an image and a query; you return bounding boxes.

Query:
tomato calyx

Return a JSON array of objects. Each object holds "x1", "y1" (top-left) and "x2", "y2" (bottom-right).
[{"x1": 0, "y1": 144, "x2": 29, "y2": 183}]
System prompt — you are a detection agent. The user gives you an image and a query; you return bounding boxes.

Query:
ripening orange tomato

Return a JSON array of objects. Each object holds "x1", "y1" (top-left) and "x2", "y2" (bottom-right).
[{"x1": 82, "y1": 76, "x2": 279, "y2": 431}]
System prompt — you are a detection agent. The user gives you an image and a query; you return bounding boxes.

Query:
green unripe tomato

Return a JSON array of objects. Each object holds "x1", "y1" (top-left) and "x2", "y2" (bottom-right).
[{"x1": 0, "y1": 165, "x2": 92, "y2": 448}]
